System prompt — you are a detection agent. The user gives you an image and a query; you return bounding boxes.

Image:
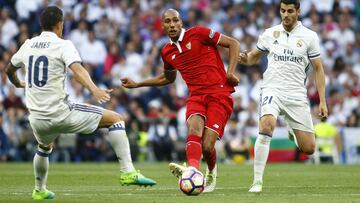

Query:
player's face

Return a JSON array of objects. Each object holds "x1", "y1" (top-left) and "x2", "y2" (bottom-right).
[
  {"x1": 162, "y1": 11, "x2": 183, "y2": 41},
  {"x1": 280, "y1": 3, "x2": 300, "y2": 31}
]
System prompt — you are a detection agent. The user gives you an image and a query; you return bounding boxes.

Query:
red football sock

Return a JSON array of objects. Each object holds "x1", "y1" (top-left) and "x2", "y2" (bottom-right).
[
  {"x1": 186, "y1": 135, "x2": 202, "y2": 169},
  {"x1": 204, "y1": 148, "x2": 217, "y2": 171}
]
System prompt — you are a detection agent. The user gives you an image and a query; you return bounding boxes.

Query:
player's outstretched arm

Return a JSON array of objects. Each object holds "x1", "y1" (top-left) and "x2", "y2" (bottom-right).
[
  {"x1": 121, "y1": 70, "x2": 176, "y2": 88},
  {"x1": 311, "y1": 58, "x2": 328, "y2": 118},
  {"x1": 218, "y1": 34, "x2": 240, "y2": 86},
  {"x1": 5, "y1": 63, "x2": 25, "y2": 88},
  {"x1": 238, "y1": 49, "x2": 263, "y2": 66},
  {"x1": 69, "y1": 63, "x2": 111, "y2": 104}
]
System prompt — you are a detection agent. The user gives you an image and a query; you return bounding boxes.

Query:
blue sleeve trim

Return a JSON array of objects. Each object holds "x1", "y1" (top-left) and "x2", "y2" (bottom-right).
[
  {"x1": 308, "y1": 53, "x2": 320, "y2": 59},
  {"x1": 256, "y1": 45, "x2": 268, "y2": 53}
]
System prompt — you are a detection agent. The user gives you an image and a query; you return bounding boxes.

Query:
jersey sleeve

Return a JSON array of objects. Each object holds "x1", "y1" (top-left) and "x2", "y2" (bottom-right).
[
  {"x1": 195, "y1": 26, "x2": 221, "y2": 46},
  {"x1": 308, "y1": 33, "x2": 321, "y2": 59},
  {"x1": 161, "y1": 53, "x2": 175, "y2": 71},
  {"x1": 10, "y1": 39, "x2": 28, "y2": 67},
  {"x1": 256, "y1": 30, "x2": 270, "y2": 52},
  {"x1": 62, "y1": 40, "x2": 82, "y2": 67}
]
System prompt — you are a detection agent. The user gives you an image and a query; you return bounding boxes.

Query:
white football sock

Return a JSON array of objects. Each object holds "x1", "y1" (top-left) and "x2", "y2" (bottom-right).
[
  {"x1": 33, "y1": 147, "x2": 52, "y2": 192},
  {"x1": 253, "y1": 133, "x2": 272, "y2": 183},
  {"x1": 108, "y1": 121, "x2": 135, "y2": 173}
]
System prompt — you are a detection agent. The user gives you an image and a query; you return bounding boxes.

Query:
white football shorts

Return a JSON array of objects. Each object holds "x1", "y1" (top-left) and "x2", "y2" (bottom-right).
[
  {"x1": 259, "y1": 88, "x2": 314, "y2": 133},
  {"x1": 29, "y1": 103, "x2": 104, "y2": 145}
]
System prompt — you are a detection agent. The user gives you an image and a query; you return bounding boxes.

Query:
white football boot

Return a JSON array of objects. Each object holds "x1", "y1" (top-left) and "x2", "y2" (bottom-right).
[
  {"x1": 248, "y1": 181, "x2": 262, "y2": 193},
  {"x1": 169, "y1": 162, "x2": 188, "y2": 178},
  {"x1": 203, "y1": 164, "x2": 217, "y2": 193}
]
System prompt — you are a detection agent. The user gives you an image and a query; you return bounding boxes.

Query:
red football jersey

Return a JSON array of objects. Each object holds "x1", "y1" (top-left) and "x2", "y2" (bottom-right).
[{"x1": 161, "y1": 26, "x2": 235, "y2": 95}]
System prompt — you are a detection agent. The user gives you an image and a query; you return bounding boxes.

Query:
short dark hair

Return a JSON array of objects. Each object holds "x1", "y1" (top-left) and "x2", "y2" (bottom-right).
[
  {"x1": 40, "y1": 6, "x2": 63, "y2": 31},
  {"x1": 280, "y1": 0, "x2": 300, "y2": 9}
]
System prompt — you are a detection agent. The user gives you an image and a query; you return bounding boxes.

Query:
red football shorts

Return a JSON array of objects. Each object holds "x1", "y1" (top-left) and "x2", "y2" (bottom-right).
[{"x1": 186, "y1": 92, "x2": 234, "y2": 138}]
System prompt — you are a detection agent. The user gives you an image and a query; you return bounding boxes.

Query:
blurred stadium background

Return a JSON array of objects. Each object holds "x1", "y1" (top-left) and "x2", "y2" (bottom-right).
[{"x1": 0, "y1": 0, "x2": 360, "y2": 165}]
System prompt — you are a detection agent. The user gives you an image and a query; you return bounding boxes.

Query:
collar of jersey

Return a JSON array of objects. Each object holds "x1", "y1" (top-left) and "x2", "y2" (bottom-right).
[
  {"x1": 280, "y1": 21, "x2": 302, "y2": 34},
  {"x1": 170, "y1": 28, "x2": 185, "y2": 45},
  {"x1": 40, "y1": 31, "x2": 58, "y2": 38}
]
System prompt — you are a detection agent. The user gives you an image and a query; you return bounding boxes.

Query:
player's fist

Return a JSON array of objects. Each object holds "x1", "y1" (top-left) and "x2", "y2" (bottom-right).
[
  {"x1": 238, "y1": 52, "x2": 248, "y2": 64},
  {"x1": 18, "y1": 80, "x2": 26, "y2": 88},
  {"x1": 226, "y1": 73, "x2": 240, "y2": 86},
  {"x1": 318, "y1": 102, "x2": 328, "y2": 118},
  {"x1": 93, "y1": 88, "x2": 112, "y2": 104},
  {"x1": 121, "y1": 78, "x2": 138, "y2": 88}
]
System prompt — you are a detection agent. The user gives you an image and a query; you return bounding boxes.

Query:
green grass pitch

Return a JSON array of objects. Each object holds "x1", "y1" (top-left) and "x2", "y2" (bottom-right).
[{"x1": 0, "y1": 162, "x2": 360, "y2": 203}]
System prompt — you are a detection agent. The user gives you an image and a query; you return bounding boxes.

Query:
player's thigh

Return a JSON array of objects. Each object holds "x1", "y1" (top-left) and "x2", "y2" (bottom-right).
[
  {"x1": 98, "y1": 109, "x2": 124, "y2": 128},
  {"x1": 259, "y1": 89, "x2": 280, "y2": 134},
  {"x1": 59, "y1": 108, "x2": 103, "y2": 134},
  {"x1": 186, "y1": 95, "x2": 206, "y2": 136},
  {"x1": 283, "y1": 102, "x2": 315, "y2": 154},
  {"x1": 28, "y1": 117, "x2": 58, "y2": 146},
  {"x1": 204, "y1": 93, "x2": 233, "y2": 138},
  {"x1": 283, "y1": 101, "x2": 314, "y2": 133}
]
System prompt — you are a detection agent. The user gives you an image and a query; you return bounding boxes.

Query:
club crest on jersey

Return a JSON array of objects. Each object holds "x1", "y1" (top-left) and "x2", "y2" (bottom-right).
[
  {"x1": 296, "y1": 39, "x2": 303, "y2": 48},
  {"x1": 273, "y1": 31, "x2": 280, "y2": 38},
  {"x1": 186, "y1": 42, "x2": 191, "y2": 50}
]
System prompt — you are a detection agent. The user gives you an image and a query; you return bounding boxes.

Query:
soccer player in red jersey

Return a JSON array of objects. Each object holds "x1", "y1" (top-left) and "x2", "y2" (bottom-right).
[{"x1": 121, "y1": 8, "x2": 240, "y2": 193}]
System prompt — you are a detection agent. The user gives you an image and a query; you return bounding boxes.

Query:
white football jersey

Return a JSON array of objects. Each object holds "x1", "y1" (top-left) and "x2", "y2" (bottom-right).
[
  {"x1": 257, "y1": 21, "x2": 320, "y2": 100},
  {"x1": 11, "y1": 31, "x2": 81, "y2": 119}
]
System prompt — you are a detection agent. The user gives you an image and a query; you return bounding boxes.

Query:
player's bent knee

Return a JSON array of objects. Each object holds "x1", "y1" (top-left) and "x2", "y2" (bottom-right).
[
  {"x1": 188, "y1": 125, "x2": 203, "y2": 136},
  {"x1": 301, "y1": 144, "x2": 315, "y2": 155},
  {"x1": 100, "y1": 110, "x2": 125, "y2": 128},
  {"x1": 38, "y1": 144, "x2": 53, "y2": 151}
]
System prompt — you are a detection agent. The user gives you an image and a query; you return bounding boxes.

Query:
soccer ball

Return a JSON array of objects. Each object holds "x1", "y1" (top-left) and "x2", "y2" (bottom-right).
[{"x1": 178, "y1": 168, "x2": 205, "y2": 195}]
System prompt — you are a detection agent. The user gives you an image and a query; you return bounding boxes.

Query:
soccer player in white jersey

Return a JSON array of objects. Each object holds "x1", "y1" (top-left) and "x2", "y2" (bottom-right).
[
  {"x1": 5, "y1": 6, "x2": 156, "y2": 200},
  {"x1": 238, "y1": 0, "x2": 328, "y2": 193}
]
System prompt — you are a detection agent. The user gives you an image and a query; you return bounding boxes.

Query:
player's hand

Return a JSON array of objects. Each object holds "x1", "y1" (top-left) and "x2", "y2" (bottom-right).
[
  {"x1": 226, "y1": 73, "x2": 240, "y2": 86},
  {"x1": 93, "y1": 88, "x2": 112, "y2": 104},
  {"x1": 121, "y1": 77, "x2": 138, "y2": 88},
  {"x1": 318, "y1": 102, "x2": 328, "y2": 118},
  {"x1": 238, "y1": 51, "x2": 248, "y2": 64},
  {"x1": 18, "y1": 80, "x2": 26, "y2": 88}
]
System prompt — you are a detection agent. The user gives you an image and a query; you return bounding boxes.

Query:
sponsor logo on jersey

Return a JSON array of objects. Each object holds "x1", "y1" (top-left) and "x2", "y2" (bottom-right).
[
  {"x1": 186, "y1": 42, "x2": 191, "y2": 50},
  {"x1": 172, "y1": 54, "x2": 176, "y2": 60},
  {"x1": 209, "y1": 29, "x2": 215, "y2": 39},
  {"x1": 274, "y1": 54, "x2": 303, "y2": 64},
  {"x1": 273, "y1": 40, "x2": 279, "y2": 44},
  {"x1": 213, "y1": 124, "x2": 219, "y2": 129},
  {"x1": 273, "y1": 31, "x2": 280, "y2": 38}
]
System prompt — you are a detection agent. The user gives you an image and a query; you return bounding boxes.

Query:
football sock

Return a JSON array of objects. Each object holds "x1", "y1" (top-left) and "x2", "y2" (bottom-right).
[
  {"x1": 108, "y1": 121, "x2": 135, "y2": 173},
  {"x1": 253, "y1": 133, "x2": 272, "y2": 183},
  {"x1": 33, "y1": 146, "x2": 52, "y2": 192},
  {"x1": 186, "y1": 135, "x2": 202, "y2": 169},
  {"x1": 204, "y1": 148, "x2": 216, "y2": 171}
]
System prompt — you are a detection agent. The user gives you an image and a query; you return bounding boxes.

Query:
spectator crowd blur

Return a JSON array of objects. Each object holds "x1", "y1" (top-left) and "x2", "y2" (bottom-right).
[{"x1": 0, "y1": 0, "x2": 360, "y2": 163}]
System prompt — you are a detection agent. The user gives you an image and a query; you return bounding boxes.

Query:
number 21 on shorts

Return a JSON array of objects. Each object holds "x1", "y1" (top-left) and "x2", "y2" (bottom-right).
[{"x1": 262, "y1": 96, "x2": 273, "y2": 106}]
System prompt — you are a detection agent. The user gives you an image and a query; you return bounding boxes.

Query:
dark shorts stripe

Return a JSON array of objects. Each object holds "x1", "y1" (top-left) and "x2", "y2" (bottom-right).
[
  {"x1": 74, "y1": 108, "x2": 103, "y2": 115},
  {"x1": 73, "y1": 104, "x2": 103, "y2": 114}
]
